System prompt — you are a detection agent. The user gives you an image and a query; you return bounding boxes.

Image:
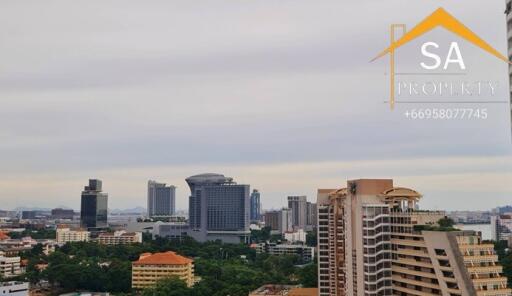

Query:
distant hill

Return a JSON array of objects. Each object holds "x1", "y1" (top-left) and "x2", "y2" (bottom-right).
[
  {"x1": 12, "y1": 207, "x2": 52, "y2": 212},
  {"x1": 109, "y1": 207, "x2": 146, "y2": 214}
]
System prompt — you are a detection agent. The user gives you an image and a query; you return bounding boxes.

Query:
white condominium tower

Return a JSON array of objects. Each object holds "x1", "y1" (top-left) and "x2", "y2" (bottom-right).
[{"x1": 147, "y1": 180, "x2": 176, "y2": 218}]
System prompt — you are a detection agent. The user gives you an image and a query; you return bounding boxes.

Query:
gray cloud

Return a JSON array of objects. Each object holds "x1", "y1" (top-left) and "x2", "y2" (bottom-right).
[{"x1": 0, "y1": 0, "x2": 510, "y2": 210}]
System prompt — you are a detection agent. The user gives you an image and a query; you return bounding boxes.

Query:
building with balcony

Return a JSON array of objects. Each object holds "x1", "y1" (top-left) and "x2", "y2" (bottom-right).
[
  {"x1": 56, "y1": 227, "x2": 90, "y2": 244},
  {"x1": 248, "y1": 284, "x2": 317, "y2": 296},
  {"x1": 97, "y1": 231, "x2": 142, "y2": 245},
  {"x1": 147, "y1": 180, "x2": 176, "y2": 218},
  {"x1": 0, "y1": 256, "x2": 22, "y2": 278},
  {"x1": 317, "y1": 179, "x2": 512, "y2": 296},
  {"x1": 252, "y1": 242, "x2": 314, "y2": 263},
  {"x1": 131, "y1": 251, "x2": 194, "y2": 289},
  {"x1": 0, "y1": 281, "x2": 29, "y2": 296}
]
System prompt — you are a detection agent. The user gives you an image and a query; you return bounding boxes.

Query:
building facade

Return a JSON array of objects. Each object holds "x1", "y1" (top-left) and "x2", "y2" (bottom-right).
[
  {"x1": 0, "y1": 282, "x2": 29, "y2": 296},
  {"x1": 97, "y1": 231, "x2": 142, "y2": 245},
  {"x1": 0, "y1": 256, "x2": 22, "y2": 278},
  {"x1": 250, "y1": 189, "x2": 262, "y2": 222},
  {"x1": 288, "y1": 196, "x2": 307, "y2": 229},
  {"x1": 51, "y1": 208, "x2": 74, "y2": 220},
  {"x1": 249, "y1": 285, "x2": 317, "y2": 296},
  {"x1": 306, "y1": 202, "x2": 317, "y2": 231},
  {"x1": 56, "y1": 227, "x2": 90, "y2": 244},
  {"x1": 491, "y1": 214, "x2": 512, "y2": 241},
  {"x1": 132, "y1": 251, "x2": 194, "y2": 289},
  {"x1": 317, "y1": 179, "x2": 512, "y2": 296},
  {"x1": 186, "y1": 173, "x2": 250, "y2": 243},
  {"x1": 253, "y1": 242, "x2": 315, "y2": 263},
  {"x1": 147, "y1": 180, "x2": 176, "y2": 218},
  {"x1": 264, "y1": 209, "x2": 293, "y2": 234},
  {"x1": 80, "y1": 179, "x2": 108, "y2": 230},
  {"x1": 284, "y1": 229, "x2": 307, "y2": 243}
]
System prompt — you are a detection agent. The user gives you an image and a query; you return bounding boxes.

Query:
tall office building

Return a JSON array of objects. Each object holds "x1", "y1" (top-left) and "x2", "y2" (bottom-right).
[
  {"x1": 288, "y1": 196, "x2": 307, "y2": 229},
  {"x1": 80, "y1": 179, "x2": 108, "y2": 230},
  {"x1": 264, "y1": 209, "x2": 293, "y2": 234},
  {"x1": 306, "y1": 202, "x2": 317, "y2": 229},
  {"x1": 186, "y1": 173, "x2": 250, "y2": 243},
  {"x1": 317, "y1": 179, "x2": 511, "y2": 296},
  {"x1": 491, "y1": 214, "x2": 512, "y2": 241},
  {"x1": 147, "y1": 180, "x2": 176, "y2": 218},
  {"x1": 250, "y1": 189, "x2": 261, "y2": 222}
]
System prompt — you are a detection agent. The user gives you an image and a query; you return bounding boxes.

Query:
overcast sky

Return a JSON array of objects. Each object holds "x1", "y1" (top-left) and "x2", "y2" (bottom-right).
[{"x1": 0, "y1": 0, "x2": 511, "y2": 211}]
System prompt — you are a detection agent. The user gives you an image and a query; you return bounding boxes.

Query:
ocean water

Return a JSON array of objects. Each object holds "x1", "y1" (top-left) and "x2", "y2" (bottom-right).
[{"x1": 460, "y1": 224, "x2": 492, "y2": 241}]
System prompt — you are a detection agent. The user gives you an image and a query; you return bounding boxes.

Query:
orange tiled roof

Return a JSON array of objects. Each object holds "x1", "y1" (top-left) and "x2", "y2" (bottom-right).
[
  {"x1": 133, "y1": 251, "x2": 193, "y2": 265},
  {"x1": 289, "y1": 288, "x2": 319, "y2": 296},
  {"x1": 0, "y1": 232, "x2": 10, "y2": 240}
]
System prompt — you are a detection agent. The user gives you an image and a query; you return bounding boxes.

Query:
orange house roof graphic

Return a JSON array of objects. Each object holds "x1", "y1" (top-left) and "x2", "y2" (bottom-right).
[{"x1": 372, "y1": 7, "x2": 509, "y2": 63}]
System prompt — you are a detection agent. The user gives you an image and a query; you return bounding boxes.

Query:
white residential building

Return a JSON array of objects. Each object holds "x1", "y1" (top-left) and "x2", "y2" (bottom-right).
[
  {"x1": 97, "y1": 231, "x2": 142, "y2": 245},
  {"x1": 0, "y1": 256, "x2": 22, "y2": 278},
  {"x1": 284, "y1": 229, "x2": 307, "y2": 243},
  {"x1": 56, "y1": 227, "x2": 90, "y2": 244},
  {"x1": 253, "y1": 242, "x2": 314, "y2": 263},
  {"x1": 0, "y1": 281, "x2": 28, "y2": 296}
]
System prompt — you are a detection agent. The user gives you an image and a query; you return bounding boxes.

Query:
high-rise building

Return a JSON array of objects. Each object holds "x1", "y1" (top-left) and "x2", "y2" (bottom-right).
[
  {"x1": 288, "y1": 196, "x2": 307, "y2": 229},
  {"x1": 250, "y1": 189, "x2": 261, "y2": 222},
  {"x1": 80, "y1": 179, "x2": 108, "y2": 230},
  {"x1": 279, "y1": 208, "x2": 293, "y2": 234},
  {"x1": 317, "y1": 179, "x2": 512, "y2": 296},
  {"x1": 147, "y1": 180, "x2": 176, "y2": 218},
  {"x1": 306, "y1": 202, "x2": 317, "y2": 230},
  {"x1": 491, "y1": 214, "x2": 512, "y2": 241},
  {"x1": 264, "y1": 209, "x2": 293, "y2": 234},
  {"x1": 264, "y1": 210, "x2": 280, "y2": 232},
  {"x1": 186, "y1": 173, "x2": 250, "y2": 243}
]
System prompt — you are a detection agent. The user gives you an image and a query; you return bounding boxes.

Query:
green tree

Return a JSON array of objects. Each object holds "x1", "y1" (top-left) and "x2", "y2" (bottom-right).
[
  {"x1": 141, "y1": 277, "x2": 192, "y2": 296},
  {"x1": 306, "y1": 231, "x2": 317, "y2": 247},
  {"x1": 298, "y1": 263, "x2": 318, "y2": 287},
  {"x1": 438, "y1": 217, "x2": 455, "y2": 228}
]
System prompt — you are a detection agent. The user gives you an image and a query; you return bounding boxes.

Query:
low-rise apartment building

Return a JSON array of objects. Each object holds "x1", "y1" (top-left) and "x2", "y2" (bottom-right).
[
  {"x1": 131, "y1": 251, "x2": 194, "y2": 289},
  {"x1": 97, "y1": 231, "x2": 142, "y2": 245},
  {"x1": 253, "y1": 242, "x2": 314, "y2": 263},
  {"x1": 56, "y1": 227, "x2": 90, "y2": 244},
  {"x1": 0, "y1": 281, "x2": 29, "y2": 296},
  {"x1": 0, "y1": 256, "x2": 22, "y2": 278}
]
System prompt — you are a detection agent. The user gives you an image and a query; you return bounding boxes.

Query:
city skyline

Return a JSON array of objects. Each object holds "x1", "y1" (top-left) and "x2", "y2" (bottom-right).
[{"x1": 0, "y1": 0, "x2": 511, "y2": 212}]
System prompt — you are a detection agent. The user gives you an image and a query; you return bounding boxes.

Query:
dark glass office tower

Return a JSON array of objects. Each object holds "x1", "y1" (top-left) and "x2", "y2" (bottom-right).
[
  {"x1": 80, "y1": 179, "x2": 108, "y2": 230},
  {"x1": 250, "y1": 189, "x2": 261, "y2": 222}
]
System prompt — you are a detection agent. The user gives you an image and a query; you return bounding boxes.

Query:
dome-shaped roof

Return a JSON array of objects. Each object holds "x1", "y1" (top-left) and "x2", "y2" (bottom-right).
[
  {"x1": 329, "y1": 188, "x2": 347, "y2": 197},
  {"x1": 185, "y1": 173, "x2": 233, "y2": 187},
  {"x1": 381, "y1": 187, "x2": 422, "y2": 198}
]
